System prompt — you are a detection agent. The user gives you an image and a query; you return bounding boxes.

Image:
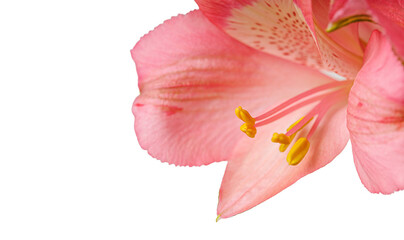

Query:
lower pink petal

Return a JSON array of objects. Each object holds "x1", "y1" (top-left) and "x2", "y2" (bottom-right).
[
  {"x1": 347, "y1": 30, "x2": 404, "y2": 194},
  {"x1": 218, "y1": 97, "x2": 349, "y2": 218}
]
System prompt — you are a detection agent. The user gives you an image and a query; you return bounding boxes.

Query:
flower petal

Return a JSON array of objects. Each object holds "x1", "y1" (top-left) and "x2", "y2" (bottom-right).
[
  {"x1": 347, "y1": 30, "x2": 404, "y2": 194},
  {"x1": 365, "y1": 0, "x2": 404, "y2": 59},
  {"x1": 132, "y1": 10, "x2": 341, "y2": 166},
  {"x1": 218, "y1": 95, "x2": 349, "y2": 218},
  {"x1": 294, "y1": 0, "x2": 363, "y2": 78},
  {"x1": 329, "y1": 0, "x2": 404, "y2": 59},
  {"x1": 195, "y1": 0, "x2": 324, "y2": 69},
  {"x1": 329, "y1": 0, "x2": 369, "y2": 23},
  {"x1": 196, "y1": 0, "x2": 363, "y2": 78}
]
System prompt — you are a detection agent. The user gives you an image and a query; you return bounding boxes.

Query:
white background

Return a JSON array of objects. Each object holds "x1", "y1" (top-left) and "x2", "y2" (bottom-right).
[{"x1": 1, "y1": 0, "x2": 403, "y2": 239}]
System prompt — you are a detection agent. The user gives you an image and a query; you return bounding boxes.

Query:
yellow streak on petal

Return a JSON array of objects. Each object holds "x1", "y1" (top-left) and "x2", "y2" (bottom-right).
[
  {"x1": 216, "y1": 215, "x2": 221, "y2": 222},
  {"x1": 326, "y1": 14, "x2": 374, "y2": 33}
]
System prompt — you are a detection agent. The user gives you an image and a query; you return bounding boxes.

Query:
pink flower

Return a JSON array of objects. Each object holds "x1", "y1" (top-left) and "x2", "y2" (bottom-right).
[{"x1": 131, "y1": 0, "x2": 404, "y2": 219}]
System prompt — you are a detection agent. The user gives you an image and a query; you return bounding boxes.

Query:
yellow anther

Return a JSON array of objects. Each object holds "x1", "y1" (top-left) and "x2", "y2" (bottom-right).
[
  {"x1": 287, "y1": 137, "x2": 310, "y2": 166},
  {"x1": 235, "y1": 106, "x2": 255, "y2": 126},
  {"x1": 279, "y1": 144, "x2": 289, "y2": 152},
  {"x1": 240, "y1": 123, "x2": 257, "y2": 138},
  {"x1": 273, "y1": 117, "x2": 310, "y2": 152},
  {"x1": 271, "y1": 133, "x2": 291, "y2": 144},
  {"x1": 275, "y1": 117, "x2": 312, "y2": 152},
  {"x1": 236, "y1": 106, "x2": 257, "y2": 138},
  {"x1": 279, "y1": 132, "x2": 297, "y2": 152}
]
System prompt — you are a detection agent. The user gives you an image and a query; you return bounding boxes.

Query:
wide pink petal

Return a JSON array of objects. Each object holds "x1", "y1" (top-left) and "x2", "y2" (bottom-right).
[
  {"x1": 218, "y1": 94, "x2": 349, "y2": 218},
  {"x1": 132, "y1": 10, "x2": 339, "y2": 166},
  {"x1": 195, "y1": 0, "x2": 324, "y2": 69},
  {"x1": 294, "y1": 0, "x2": 363, "y2": 78},
  {"x1": 347, "y1": 30, "x2": 404, "y2": 194},
  {"x1": 132, "y1": 10, "x2": 250, "y2": 167},
  {"x1": 365, "y1": 0, "x2": 404, "y2": 59},
  {"x1": 196, "y1": 0, "x2": 362, "y2": 78}
]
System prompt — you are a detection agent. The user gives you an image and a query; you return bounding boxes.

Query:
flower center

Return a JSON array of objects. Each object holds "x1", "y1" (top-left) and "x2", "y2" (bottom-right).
[{"x1": 235, "y1": 80, "x2": 352, "y2": 165}]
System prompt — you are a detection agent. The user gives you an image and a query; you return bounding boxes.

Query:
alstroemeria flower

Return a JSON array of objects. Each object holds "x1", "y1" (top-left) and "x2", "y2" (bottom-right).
[
  {"x1": 131, "y1": 0, "x2": 404, "y2": 219},
  {"x1": 328, "y1": 0, "x2": 404, "y2": 59}
]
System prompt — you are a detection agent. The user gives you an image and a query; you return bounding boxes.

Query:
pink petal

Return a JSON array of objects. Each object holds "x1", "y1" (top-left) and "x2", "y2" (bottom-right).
[
  {"x1": 196, "y1": 0, "x2": 362, "y2": 78},
  {"x1": 218, "y1": 95, "x2": 349, "y2": 218},
  {"x1": 293, "y1": 0, "x2": 315, "y2": 31},
  {"x1": 294, "y1": 0, "x2": 363, "y2": 78},
  {"x1": 328, "y1": 0, "x2": 404, "y2": 59},
  {"x1": 347, "y1": 30, "x2": 404, "y2": 194},
  {"x1": 132, "y1": 10, "x2": 249, "y2": 167},
  {"x1": 132, "y1": 10, "x2": 341, "y2": 166},
  {"x1": 195, "y1": 0, "x2": 324, "y2": 69},
  {"x1": 329, "y1": 0, "x2": 369, "y2": 23},
  {"x1": 365, "y1": 0, "x2": 404, "y2": 59},
  {"x1": 327, "y1": 0, "x2": 381, "y2": 48}
]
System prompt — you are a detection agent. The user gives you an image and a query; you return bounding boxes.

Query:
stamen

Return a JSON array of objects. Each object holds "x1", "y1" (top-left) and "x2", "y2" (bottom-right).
[
  {"x1": 235, "y1": 106, "x2": 256, "y2": 138},
  {"x1": 279, "y1": 142, "x2": 291, "y2": 152},
  {"x1": 273, "y1": 117, "x2": 312, "y2": 152},
  {"x1": 234, "y1": 80, "x2": 351, "y2": 165},
  {"x1": 271, "y1": 133, "x2": 291, "y2": 144},
  {"x1": 254, "y1": 81, "x2": 351, "y2": 121},
  {"x1": 254, "y1": 93, "x2": 327, "y2": 127},
  {"x1": 306, "y1": 109, "x2": 327, "y2": 140},
  {"x1": 240, "y1": 123, "x2": 257, "y2": 138},
  {"x1": 235, "y1": 106, "x2": 255, "y2": 125},
  {"x1": 285, "y1": 89, "x2": 346, "y2": 137},
  {"x1": 287, "y1": 137, "x2": 310, "y2": 165},
  {"x1": 278, "y1": 134, "x2": 295, "y2": 152}
]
